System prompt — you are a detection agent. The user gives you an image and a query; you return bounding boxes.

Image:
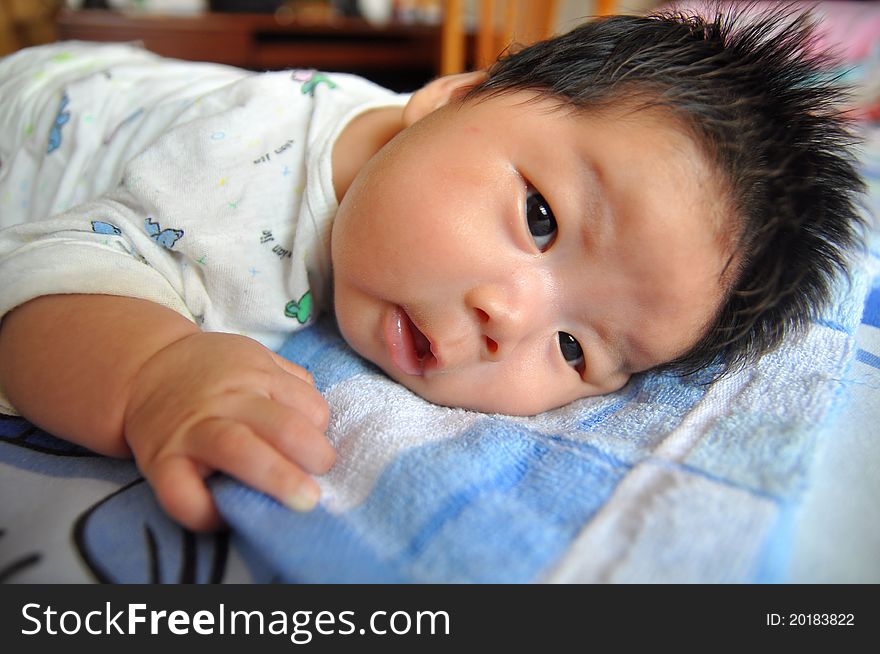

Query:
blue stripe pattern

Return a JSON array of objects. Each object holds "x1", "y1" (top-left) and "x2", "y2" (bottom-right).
[{"x1": 215, "y1": 419, "x2": 630, "y2": 583}]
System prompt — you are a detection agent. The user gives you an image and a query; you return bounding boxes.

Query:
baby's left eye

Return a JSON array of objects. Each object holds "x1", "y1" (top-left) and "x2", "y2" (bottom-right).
[
  {"x1": 558, "y1": 332, "x2": 585, "y2": 373},
  {"x1": 526, "y1": 188, "x2": 557, "y2": 251}
]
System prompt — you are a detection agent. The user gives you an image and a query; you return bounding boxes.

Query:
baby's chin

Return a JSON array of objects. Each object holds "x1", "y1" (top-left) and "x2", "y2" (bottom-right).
[{"x1": 369, "y1": 363, "x2": 577, "y2": 417}]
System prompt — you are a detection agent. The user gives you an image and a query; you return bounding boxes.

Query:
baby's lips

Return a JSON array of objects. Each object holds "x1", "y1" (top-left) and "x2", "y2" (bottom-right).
[{"x1": 383, "y1": 305, "x2": 425, "y2": 377}]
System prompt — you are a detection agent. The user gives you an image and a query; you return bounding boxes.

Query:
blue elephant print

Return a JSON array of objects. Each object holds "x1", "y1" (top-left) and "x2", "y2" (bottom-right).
[{"x1": 145, "y1": 217, "x2": 184, "y2": 250}]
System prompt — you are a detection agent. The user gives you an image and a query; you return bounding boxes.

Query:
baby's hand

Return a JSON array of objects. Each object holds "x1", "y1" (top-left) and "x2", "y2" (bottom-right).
[{"x1": 123, "y1": 332, "x2": 333, "y2": 531}]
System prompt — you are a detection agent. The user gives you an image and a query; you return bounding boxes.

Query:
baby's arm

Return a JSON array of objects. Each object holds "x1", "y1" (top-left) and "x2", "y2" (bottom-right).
[{"x1": 0, "y1": 293, "x2": 333, "y2": 531}]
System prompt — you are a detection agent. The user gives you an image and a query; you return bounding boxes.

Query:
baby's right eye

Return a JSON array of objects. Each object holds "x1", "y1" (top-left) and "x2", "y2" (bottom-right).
[{"x1": 526, "y1": 188, "x2": 557, "y2": 251}]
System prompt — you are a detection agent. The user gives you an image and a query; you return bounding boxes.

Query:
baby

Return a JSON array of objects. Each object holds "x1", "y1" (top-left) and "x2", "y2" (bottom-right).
[{"x1": 0, "y1": 7, "x2": 864, "y2": 531}]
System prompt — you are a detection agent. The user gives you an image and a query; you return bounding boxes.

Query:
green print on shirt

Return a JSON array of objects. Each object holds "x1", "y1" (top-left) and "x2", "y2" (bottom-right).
[
  {"x1": 291, "y1": 70, "x2": 337, "y2": 96},
  {"x1": 285, "y1": 290, "x2": 313, "y2": 324}
]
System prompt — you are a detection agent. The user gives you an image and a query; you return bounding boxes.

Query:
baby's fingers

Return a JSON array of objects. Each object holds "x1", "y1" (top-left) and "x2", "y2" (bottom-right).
[
  {"x1": 146, "y1": 456, "x2": 223, "y2": 532},
  {"x1": 270, "y1": 350, "x2": 315, "y2": 386},
  {"x1": 192, "y1": 418, "x2": 321, "y2": 514},
  {"x1": 245, "y1": 397, "x2": 335, "y2": 475},
  {"x1": 269, "y1": 367, "x2": 331, "y2": 432}
]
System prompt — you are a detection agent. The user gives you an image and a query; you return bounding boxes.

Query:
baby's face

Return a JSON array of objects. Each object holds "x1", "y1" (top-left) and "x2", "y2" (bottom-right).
[{"x1": 331, "y1": 91, "x2": 731, "y2": 415}]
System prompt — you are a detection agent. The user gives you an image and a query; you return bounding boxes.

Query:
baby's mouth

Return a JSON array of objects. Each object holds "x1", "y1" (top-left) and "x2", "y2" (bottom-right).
[{"x1": 384, "y1": 305, "x2": 434, "y2": 377}]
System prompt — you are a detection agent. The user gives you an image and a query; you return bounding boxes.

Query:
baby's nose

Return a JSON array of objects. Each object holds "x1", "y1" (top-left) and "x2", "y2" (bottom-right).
[{"x1": 464, "y1": 282, "x2": 537, "y2": 362}]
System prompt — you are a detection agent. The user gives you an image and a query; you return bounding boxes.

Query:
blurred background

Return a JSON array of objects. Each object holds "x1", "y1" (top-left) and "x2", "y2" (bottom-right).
[{"x1": 0, "y1": 0, "x2": 663, "y2": 91}]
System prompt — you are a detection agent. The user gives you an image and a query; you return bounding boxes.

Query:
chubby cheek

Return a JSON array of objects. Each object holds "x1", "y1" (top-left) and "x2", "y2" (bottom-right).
[
  {"x1": 332, "y1": 288, "x2": 372, "y2": 361},
  {"x1": 340, "y1": 184, "x2": 440, "y2": 273}
]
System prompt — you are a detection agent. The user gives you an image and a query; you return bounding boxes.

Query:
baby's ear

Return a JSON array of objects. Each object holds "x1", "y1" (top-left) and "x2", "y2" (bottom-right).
[{"x1": 402, "y1": 70, "x2": 488, "y2": 126}]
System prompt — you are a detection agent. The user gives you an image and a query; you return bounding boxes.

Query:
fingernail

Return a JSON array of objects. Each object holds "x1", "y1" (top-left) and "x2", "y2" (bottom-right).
[{"x1": 285, "y1": 484, "x2": 319, "y2": 512}]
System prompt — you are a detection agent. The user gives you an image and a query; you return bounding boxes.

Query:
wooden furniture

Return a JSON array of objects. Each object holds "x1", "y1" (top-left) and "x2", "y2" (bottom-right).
[
  {"x1": 441, "y1": 0, "x2": 559, "y2": 75},
  {"x1": 0, "y1": 0, "x2": 60, "y2": 55},
  {"x1": 55, "y1": 8, "x2": 442, "y2": 91},
  {"x1": 595, "y1": 0, "x2": 618, "y2": 15},
  {"x1": 56, "y1": 2, "x2": 632, "y2": 86},
  {"x1": 439, "y1": 0, "x2": 623, "y2": 75}
]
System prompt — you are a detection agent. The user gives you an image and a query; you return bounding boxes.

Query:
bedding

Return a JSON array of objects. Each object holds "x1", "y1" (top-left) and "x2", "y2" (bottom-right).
[{"x1": 1, "y1": 1, "x2": 879, "y2": 583}]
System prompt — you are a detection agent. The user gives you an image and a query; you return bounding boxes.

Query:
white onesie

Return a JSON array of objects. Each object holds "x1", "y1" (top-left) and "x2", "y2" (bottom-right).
[{"x1": 0, "y1": 42, "x2": 408, "y2": 414}]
